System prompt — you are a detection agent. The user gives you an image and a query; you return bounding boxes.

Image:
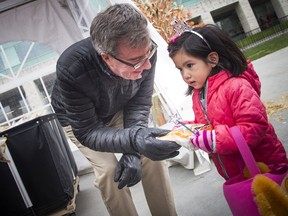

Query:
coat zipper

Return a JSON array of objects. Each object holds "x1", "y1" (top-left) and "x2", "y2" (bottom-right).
[
  {"x1": 200, "y1": 81, "x2": 230, "y2": 179},
  {"x1": 200, "y1": 81, "x2": 210, "y2": 124}
]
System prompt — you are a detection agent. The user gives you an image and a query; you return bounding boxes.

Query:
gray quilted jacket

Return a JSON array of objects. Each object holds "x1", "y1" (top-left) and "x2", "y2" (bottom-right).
[{"x1": 51, "y1": 37, "x2": 157, "y2": 153}]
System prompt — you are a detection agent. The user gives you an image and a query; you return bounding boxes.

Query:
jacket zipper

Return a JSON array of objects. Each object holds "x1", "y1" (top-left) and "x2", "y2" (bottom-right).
[
  {"x1": 200, "y1": 81, "x2": 230, "y2": 179},
  {"x1": 217, "y1": 154, "x2": 230, "y2": 179},
  {"x1": 200, "y1": 82, "x2": 210, "y2": 125}
]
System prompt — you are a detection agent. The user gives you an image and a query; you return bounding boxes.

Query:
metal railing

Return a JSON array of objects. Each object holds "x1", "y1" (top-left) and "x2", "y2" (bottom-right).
[{"x1": 235, "y1": 16, "x2": 288, "y2": 51}]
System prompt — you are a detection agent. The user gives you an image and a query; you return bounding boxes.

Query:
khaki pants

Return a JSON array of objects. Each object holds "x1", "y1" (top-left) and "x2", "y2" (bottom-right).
[{"x1": 64, "y1": 112, "x2": 177, "y2": 216}]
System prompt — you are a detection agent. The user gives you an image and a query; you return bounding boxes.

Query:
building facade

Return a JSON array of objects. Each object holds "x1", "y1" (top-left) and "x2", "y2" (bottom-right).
[{"x1": 177, "y1": 0, "x2": 288, "y2": 40}]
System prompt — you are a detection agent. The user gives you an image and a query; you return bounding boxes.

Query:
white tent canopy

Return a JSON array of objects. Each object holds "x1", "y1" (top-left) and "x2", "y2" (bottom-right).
[{"x1": 0, "y1": 0, "x2": 194, "y2": 126}]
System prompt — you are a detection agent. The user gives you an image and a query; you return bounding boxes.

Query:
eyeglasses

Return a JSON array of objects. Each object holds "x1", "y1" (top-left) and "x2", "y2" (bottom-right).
[{"x1": 109, "y1": 41, "x2": 158, "y2": 70}]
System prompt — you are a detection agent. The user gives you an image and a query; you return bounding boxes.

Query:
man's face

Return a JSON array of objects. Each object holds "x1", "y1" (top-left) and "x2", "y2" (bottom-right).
[{"x1": 102, "y1": 41, "x2": 157, "y2": 80}]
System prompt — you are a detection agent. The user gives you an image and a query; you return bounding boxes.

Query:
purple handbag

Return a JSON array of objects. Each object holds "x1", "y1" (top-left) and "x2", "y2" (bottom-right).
[{"x1": 223, "y1": 126, "x2": 288, "y2": 216}]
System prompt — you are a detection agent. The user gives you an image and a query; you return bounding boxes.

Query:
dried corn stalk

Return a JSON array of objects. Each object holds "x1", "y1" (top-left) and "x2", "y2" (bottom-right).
[
  {"x1": 265, "y1": 102, "x2": 288, "y2": 117},
  {"x1": 133, "y1": 0, "x2": 203, "y2": 42},
  {"x1": 264, "y1": 95, "x2": 288, "y2": 121}
]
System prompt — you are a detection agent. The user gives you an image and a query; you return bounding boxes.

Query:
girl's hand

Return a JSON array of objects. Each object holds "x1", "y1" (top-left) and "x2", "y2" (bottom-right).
[{"x1": 190, "y1": 130, "x2": 216, "y2": 153}]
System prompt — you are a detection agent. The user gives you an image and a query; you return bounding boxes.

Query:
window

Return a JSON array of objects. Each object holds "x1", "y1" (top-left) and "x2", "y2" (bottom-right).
[{"x1": 0, "y1": 41, "x2": 58, "y2": 127}]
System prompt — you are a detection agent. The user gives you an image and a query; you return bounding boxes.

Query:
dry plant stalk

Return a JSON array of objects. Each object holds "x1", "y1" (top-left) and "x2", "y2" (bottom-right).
[
  {"x1": 265, "y1": 95, "x2": 288, "y2": 120},
  {"x1": 133, "y1": 0, "x2": 203, "y2": 42}
]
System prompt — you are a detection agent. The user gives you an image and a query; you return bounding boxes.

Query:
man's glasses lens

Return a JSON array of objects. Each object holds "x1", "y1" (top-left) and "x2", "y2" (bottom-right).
[{"x1": 134, "y1": 43, "x2": 157, "y2": 69}]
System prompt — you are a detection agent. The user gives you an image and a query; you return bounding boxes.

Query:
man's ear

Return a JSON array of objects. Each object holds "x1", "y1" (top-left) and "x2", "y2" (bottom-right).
[
  {"x1": 208, "y1": 52, "x2": 219, "y2": 67},
  {"x1": 101, "y1": 53, "x2": 110, "y2": 64}
]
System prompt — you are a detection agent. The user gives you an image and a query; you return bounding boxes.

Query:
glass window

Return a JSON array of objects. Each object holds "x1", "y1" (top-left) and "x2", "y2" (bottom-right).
[{"x1": 0, "y1": 41, "x2": 58, "y2": 127}]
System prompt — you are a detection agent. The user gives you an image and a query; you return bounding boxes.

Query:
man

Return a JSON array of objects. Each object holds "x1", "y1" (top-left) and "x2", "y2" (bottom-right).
[{"x1": 51, "y1": 3, "x2": 180, "y2": 216}]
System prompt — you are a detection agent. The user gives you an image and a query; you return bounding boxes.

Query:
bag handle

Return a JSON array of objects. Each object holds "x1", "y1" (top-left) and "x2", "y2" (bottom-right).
[{"x1": 230, "y1": 126, "x2": 261, "y2": 177}]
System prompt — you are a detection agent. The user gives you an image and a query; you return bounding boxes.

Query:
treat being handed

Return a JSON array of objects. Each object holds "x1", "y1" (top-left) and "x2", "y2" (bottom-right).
[{"x1": 158, "y1": 123, "x2": 205, "y2": 151}]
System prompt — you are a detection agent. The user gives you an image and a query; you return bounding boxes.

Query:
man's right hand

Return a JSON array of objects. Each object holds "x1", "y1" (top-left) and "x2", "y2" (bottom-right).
[{"x1": 132, "y1": 128, "x2": 180, "y2": 161}]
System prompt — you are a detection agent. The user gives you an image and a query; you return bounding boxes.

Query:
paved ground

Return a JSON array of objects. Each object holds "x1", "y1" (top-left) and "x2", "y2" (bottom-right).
[
  {"x1": 254, "y1": 47, "x2": 288, "y2": 152},
  {"x1": 74, "y1": 47, "x2": 288, "y2": 216}
]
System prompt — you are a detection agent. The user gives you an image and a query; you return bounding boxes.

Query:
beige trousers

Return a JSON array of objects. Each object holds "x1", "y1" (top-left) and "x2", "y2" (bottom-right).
[{"x1": 64, "y1": 112, "x2": 177, "y2": 216}]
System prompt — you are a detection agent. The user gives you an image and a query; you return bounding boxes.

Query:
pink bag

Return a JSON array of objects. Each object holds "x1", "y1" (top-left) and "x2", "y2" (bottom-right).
[{"x1": 223, "y1": 126, "x2": 288, "y2": 216}]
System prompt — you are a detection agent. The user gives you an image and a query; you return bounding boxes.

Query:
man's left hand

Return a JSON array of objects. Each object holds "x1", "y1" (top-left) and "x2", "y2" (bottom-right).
[{"x1": 114, "y1": 153, "x2": 142, "y2": 189}]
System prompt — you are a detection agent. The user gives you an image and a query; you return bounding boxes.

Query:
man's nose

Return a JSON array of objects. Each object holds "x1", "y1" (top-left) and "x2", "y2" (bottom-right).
[{"x1": 141, "y1": 59, "x2": 152, "y2": 70}]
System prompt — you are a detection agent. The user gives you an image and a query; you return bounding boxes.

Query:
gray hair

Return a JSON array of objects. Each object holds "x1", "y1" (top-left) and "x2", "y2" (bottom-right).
[{"x1": 90, "y1": 3, "x2": 150, "y2": 55}]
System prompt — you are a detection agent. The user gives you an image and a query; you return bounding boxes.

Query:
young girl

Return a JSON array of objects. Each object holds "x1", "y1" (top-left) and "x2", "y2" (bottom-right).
[{"x1": 167, "y1": 24, "x2": 287, "y2": 180}]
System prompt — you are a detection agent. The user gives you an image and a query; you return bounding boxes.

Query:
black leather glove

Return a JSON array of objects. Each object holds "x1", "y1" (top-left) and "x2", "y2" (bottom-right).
[
  {"x1": 132, "y1": 128, "x2": 180, "y2": 161},
  {"x1": 114, "y1": 153, "x2": 142, "y2": 189}
]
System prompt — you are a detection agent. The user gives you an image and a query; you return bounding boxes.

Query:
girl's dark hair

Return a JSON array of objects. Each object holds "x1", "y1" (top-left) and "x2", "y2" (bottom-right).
[{"x1": 168, "y1": 24, "x2": 248, "y2": 95}]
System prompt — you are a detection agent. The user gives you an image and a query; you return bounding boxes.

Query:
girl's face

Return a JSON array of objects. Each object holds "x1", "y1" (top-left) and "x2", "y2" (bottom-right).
[{"x1": 171, "y1": 50, "x2": 216, "y2": 89}]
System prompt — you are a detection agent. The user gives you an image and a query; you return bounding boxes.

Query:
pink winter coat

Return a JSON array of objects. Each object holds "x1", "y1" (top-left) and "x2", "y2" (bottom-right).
[{"x1": 192, "y1": 61, "x2": 287, "y2": 179}]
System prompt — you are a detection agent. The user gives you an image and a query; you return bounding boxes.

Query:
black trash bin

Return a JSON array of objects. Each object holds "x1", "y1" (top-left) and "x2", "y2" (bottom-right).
[{"x1": 0, "y1": 114, "x2": 78, "y2": 216}]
